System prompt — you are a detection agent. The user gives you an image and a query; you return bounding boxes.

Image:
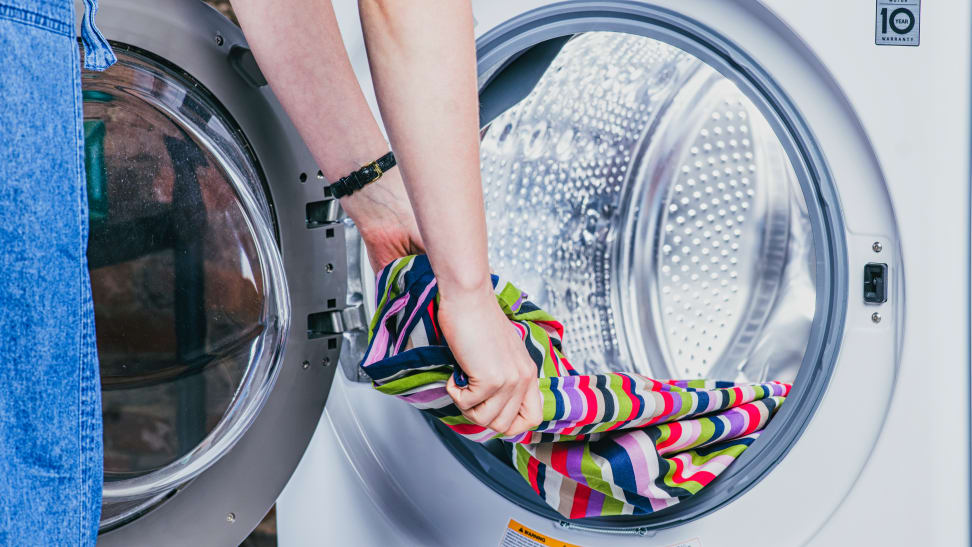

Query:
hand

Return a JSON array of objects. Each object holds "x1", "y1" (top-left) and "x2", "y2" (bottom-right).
[
  {"x1": 438, "y1": 283, "x2": 543, "y2": 437},
  {"x1": 344, "y1": 171, "x2": 425, "y2": 271}
]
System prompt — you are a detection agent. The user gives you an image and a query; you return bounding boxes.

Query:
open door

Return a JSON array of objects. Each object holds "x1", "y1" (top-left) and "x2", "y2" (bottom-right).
[{"x1": 78, "y1": 0, "x2": 349, "y2": 544}]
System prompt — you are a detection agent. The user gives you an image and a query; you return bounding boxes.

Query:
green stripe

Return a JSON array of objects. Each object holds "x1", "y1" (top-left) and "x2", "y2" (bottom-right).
[
  {"x1": 367, "y1": 256, "x2": 415, "y2": 338},
  {"x1": 654, "y1": 424, "x2": 671, "y2": 446},
  {"x1": 496, "y1": 281, "x2": 523, "y2": 315},
  {"x1": 511, "y1": 307, "x2": 559, "y2": 323},
  {"x1": 539, "y1": 377, "x2": 558, "y2": 421},
  {"x1": 513, "y1": 444, "x2": 533, "y2": 483},
  {"x1": 526, "y1": 322, "x2": 558, "y2": 377},
  {"x1": 600, "y1": 493, "x2": 626, "y2": 515},
  {"x1": 374, "y1": 370, "x2": 450, "y2": 395},
  {"x1": 610, "y1": 373, "x2": 633, "y2": 426},
  {"x1": 439, "y1": 414, "x2": 472, "y2": 426},
  {"x1": 578, "y1": 444, "x2": 615, "y2": 501}
]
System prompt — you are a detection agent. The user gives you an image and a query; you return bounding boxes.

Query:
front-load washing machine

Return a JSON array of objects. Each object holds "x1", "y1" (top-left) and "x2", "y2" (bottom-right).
[
  {"x1": 278, "y1": 1, "x2": 971, "y2": 546},
  {"x1": 73, "y1": 0, "x2": 968, "y2": 545}
]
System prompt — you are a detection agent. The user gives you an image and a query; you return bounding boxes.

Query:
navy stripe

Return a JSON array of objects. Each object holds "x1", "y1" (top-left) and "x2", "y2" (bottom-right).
[
  {"x1": 535, "y1": 460, "x2": 547, "y2": 500},
  {"x1": 597, "y1": 375, "x2": 615, "y2": 425},
  {"x1": 360, "y1": 345, "x2": 456, "y2": 382},
  {"x1": 589, "y1": 436, "x2": 660, "y2": 512},
  {"x1": 628, "y1": 374, "x2": 647, "y2": 422},
  {"x1": 550, "y1": 376, "x2": 565, "y2": 421},
  {"x1": 694, "y1": 391, "x2": 710, "y2": 416}
]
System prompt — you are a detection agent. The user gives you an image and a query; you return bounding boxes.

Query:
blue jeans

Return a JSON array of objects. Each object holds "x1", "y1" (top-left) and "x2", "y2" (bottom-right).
[{"x1": 0, "y1": 0, "x2": 113, "y2": 544}]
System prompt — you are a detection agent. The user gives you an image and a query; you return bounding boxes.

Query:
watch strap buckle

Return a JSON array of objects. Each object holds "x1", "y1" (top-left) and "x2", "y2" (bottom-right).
[{"x1": 329, "y1": 151, "x2": 396, "y2": 199}]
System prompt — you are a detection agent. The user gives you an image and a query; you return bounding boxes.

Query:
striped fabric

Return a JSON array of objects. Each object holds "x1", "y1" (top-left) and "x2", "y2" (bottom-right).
[{"x1": 359, "y1": 255, "x2": 790, "y2": 518}]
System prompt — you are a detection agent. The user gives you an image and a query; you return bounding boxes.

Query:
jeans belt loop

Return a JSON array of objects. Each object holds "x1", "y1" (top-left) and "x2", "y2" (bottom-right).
[{"x1": 80, "y1": 0, "x2": 116, "y2": 71}]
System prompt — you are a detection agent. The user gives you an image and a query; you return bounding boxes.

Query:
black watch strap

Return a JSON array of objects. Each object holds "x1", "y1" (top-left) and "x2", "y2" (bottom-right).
[{"x1": 329, "y1": 151, "x2": 396, "y2": 199}]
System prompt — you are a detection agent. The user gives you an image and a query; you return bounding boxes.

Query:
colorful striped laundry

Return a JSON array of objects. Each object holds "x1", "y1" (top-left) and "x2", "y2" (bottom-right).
[{"x1": 359, "y1": 255, "x2": 790, "y2": 518}]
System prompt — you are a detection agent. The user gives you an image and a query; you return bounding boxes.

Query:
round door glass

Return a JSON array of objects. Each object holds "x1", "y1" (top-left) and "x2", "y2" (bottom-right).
[{"x1": 83, "y1": 46, "x2": 288, "y2": 527}]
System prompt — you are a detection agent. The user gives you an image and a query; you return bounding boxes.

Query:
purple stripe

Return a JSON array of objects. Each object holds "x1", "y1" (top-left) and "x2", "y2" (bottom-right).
[
  {"x1": 667, "y1": 392, "x2": 684, "y2": 419},
  {"x1": 586, "y1": 488, "x2": 605, "y2": 516},
  {"x1": 564, "y1": 444, "x2": 586, "y2": 485},
  {"x1": 723, "y1": 407, "x2": 747, "y2": 438},
  {"x1": 400, "y1": 387, "x2": 448, "y2": 404},
  {"x1": 563, "y1": 378, "x2": 585, "y2": 422},
  {"x1": 543, "y1": 377, "x2": 588, "y2": 430}
]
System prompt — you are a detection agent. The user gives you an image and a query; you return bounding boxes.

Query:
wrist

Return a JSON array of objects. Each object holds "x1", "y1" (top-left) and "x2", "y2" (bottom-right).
[
  {"x1": 437, "y1": 274, "x2": 495, "y2": 307},
  {"x1": 337, "y1": 170, "x2": 409, "y2": 232}
]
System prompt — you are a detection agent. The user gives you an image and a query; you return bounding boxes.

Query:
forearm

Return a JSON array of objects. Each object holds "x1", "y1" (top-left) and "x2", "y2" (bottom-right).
[
  {"x1": 229, "y1": 0, "x2": 408, "y2": 235},
  {"x1": 358, "y1": 0, "x2": 490, "y2": 298}
]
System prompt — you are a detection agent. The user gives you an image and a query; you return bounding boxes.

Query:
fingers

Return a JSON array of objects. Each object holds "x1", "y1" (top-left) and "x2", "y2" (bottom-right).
[
  {"x1": 448, "y1": 358, "x2": 541, "y2": 436},
  {"x1": 486, "y1": 386, "x2": 525, "y2": 434},
  {"x1": 446, "y1": 370, "x2": 498, "y2": 411},
  {"x1": 503, "y1": 383, "x2": 543, "y2": 437},
  {"x1": 438, "y1": 295, "x2": 543, "y2": 437},
  {"x1": 466, "y1": 396, "x2": 506, "y2": 427}
]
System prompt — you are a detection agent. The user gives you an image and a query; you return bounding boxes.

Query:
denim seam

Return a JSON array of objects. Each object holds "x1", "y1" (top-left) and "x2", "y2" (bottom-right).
[
  {"x1": 71, "y1": 36, "x2": 88, "y2": 545},
  {"x1": 0, "y1": 4, "x2": 71, "y2": 36}
]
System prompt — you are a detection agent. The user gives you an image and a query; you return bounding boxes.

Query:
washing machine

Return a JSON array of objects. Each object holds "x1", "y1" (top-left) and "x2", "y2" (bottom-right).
[{"x1": 74, "y1": 0, "x2": 968, "y2": 545}]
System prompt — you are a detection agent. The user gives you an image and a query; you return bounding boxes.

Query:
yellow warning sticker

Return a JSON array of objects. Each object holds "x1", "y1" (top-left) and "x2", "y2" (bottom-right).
[{"x1": 500, "y1": 519, "x2": 580, "y2": 547}]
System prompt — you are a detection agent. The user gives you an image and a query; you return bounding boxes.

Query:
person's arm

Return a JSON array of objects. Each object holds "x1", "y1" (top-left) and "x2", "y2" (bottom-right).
[
  {"x1": 356, "y1": 0, "x2": 486, "y2": 300},
  {"x1": 231, "y1": 0, "x2": 420, "y2": 272},
  {"x1": 356, "y1": 1, "x2": 541, "y2": 435},
  {"x1": 230, "y1": 0, "x2": 541, "y2": 436}
]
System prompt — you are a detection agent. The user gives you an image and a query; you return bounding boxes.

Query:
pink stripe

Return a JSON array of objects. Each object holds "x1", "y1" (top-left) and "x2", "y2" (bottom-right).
[
  {"x1": 649, "y1": 496, "x2": 677, "y2": 512},
  {"x1": 362, "y1": 296, "x2": 410, "y2": 367},
  {"x1": 612, "y1": 434, "x2": 651, "y2": 496},
  {"x1": 395, "y1": 279, "x2": 438, "y2": 350}
]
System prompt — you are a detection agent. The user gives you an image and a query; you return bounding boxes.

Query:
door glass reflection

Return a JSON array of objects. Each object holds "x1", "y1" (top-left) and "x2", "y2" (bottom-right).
[{"x1": 85, "y1": 84, "x2": 265, "y2": 479}]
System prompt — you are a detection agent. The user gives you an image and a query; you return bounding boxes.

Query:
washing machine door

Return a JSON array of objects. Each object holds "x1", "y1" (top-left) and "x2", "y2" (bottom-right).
[{"x1": 77, "y1": 1, "x2": 350, "y2": 544}]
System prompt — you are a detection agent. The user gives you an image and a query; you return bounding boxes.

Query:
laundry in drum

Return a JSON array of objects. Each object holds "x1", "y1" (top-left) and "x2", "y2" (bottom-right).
[{"x1": 358, "y1": 255, "x2": 790, "y2": 518}]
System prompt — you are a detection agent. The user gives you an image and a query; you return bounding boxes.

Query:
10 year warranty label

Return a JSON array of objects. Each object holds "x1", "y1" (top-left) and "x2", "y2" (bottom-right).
[{"x1": 875, "y1": 0, "x2": 920, "y2": 46}]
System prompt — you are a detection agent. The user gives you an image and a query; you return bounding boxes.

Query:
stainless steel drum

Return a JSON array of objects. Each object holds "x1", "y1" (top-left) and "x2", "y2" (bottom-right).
[{"x1": 479, "y1": 32, "x2": 814, "y2": 384}]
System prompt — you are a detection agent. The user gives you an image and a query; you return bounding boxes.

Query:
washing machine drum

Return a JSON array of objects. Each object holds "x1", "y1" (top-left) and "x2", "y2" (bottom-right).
[
  {"x1": 83, "y1": 1, "x2": 347, "y2": 544},
  {"x1": 479, "y1": 32, "x2": 815, "y2": 383}
]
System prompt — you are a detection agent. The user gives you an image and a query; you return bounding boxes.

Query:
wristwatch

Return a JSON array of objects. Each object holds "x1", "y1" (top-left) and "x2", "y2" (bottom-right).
[{"x1": 329, "y1": 151, "x2": 396, "y2": 199}]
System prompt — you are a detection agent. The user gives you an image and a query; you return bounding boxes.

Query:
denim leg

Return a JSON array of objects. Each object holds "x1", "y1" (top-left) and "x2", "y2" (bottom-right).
[{"x1": 0, "y1": 1, "x2": 103, "y2": 544}]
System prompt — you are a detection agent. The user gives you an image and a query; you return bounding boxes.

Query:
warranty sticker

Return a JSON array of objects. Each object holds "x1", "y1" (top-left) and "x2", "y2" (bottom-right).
[
  {"x1": 875, "y1": 0, "x2": 920, "y2": 46},
  {"x1": 500, "y1": 520, "x2": 580, "y2": 547}
]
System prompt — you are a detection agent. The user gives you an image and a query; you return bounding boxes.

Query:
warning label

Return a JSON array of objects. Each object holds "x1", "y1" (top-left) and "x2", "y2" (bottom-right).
[{"x1": 500, "y1": 520, "x2": 580, "y2": 547}]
